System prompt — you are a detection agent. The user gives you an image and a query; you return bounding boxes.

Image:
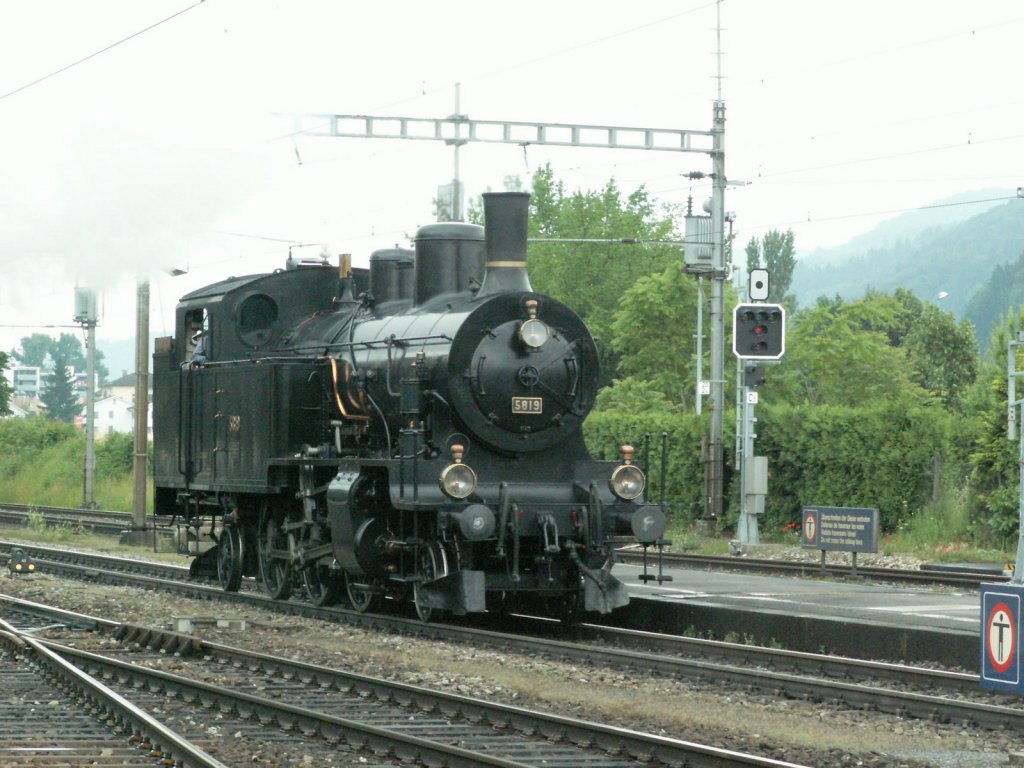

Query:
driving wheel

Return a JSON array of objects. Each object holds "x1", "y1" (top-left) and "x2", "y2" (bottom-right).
[
  {"x1": 258, "y1": 501, "x2": 293, "y2": 600},
  {"x1": 345, "y1": 572, "x2": 383, "y2": 613},
  {"x1": 303, "y1": 562, "x2": 342, "y2": 606},
  {"x1": 216, "y1": 524, "x2": 243, "y2": 592},
  {"x1": 413, "y1": 541, "x2": 448, "y2": 622}
]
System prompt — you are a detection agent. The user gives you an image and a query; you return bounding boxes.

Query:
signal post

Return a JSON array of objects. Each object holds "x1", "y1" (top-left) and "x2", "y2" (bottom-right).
[{"x1": 733, "y1": 299, "x2": 785, "y2": 544}]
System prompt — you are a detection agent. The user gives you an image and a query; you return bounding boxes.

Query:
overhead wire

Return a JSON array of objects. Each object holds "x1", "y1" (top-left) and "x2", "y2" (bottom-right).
[
  {"x1": 0, "y1": 1, "x2": 208, "y2": 103},
  {"x1": 460, "y1": 1, "x2": 719, "y2": 90},
  {"x1": 279, "y1": 0, "x2": 715, "y2": 141},
  {"x1": 741, "y1": 131, "x2": 1024, "y2": 182},
  {"x1": 468, "y1": 8, "x2": 1024, "y2": 206},
  {"x1": 35, "y1": 2, "x2": 995, "y2": 255},
  {"x1": 742, "y1": 194, "x2": 1022, "y2": 237},
  {"x1": 731, "y1": 13, "x2": 1024, "y2": 91}
]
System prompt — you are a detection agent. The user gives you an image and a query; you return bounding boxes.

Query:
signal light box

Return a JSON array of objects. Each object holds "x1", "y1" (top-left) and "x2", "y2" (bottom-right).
[{"x1": 733, "y1": 303, "x2": 785, "y2": 360}]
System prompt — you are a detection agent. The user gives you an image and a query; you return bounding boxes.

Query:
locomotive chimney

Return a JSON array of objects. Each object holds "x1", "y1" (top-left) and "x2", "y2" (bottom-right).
[{"x1": 478, "y1": 191, "x2": 532, "y2": 296}]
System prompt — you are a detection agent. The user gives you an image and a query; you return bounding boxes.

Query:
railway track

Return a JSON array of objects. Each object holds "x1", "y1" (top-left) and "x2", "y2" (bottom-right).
[
  {"x1": 0, "y1": 502, "x2": 164, "y2": 537},
  {"x1": 1, "y1": 539, "x2": 1019, "y2": 740},
  {"x1": 2, "y1": 594, "x2": 809, "y2": 768},
  {"x1": 616, "y1": 546, "x2": 1009, "y2": 588},
  {"x1": 1, "y1": 501, "x2": 1006, "y2": 589},
  {"x1": 0, "y1": 611, "x2": 225, "y2": 767}
]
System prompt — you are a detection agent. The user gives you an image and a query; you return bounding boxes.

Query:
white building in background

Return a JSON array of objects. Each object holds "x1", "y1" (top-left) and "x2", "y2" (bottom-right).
[
  {"x1": 94, "y1": 394, "x2": 153, "y2": 437},
  {"x1": 105, "y1": 371, "x2": 136, "y2": 401},
  {"x1": 3, "y1": 366, "x2": 153, "y2": 434},
  {"x1": 7, "y1": 366, "x2": 42, "y2": 398},
  {"x1": 98, "y1": 371, "x2": 153, "y2": 438}
]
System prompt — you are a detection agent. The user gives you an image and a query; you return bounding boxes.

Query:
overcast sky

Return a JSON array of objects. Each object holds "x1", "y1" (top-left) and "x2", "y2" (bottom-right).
[{"x1": 0, "y1": 0, "x2": 1021, "y2": 353}]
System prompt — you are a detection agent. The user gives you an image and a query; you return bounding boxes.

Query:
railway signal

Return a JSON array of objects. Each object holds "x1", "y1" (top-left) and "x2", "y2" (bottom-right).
[
  {"x1": 744, "y1": 365, "x2": 766, "y2": 388},
  {"x1": 733, "y1": 303, "x2": 785, "y2": 360}
]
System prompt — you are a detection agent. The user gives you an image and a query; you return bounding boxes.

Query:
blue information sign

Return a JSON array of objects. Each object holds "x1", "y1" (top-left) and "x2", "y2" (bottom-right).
[
  {"x1": 800, "y1": 506, "x2": 878, "y2": 553},
  {"x1": 981, "y1": 582, "x2": 1023, "y2": 693}
]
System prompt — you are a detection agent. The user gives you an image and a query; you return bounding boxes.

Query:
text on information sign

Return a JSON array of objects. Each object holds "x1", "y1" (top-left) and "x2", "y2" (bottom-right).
[{"x1": 801, "y1": 506, "x2": 879, "y2": 553}]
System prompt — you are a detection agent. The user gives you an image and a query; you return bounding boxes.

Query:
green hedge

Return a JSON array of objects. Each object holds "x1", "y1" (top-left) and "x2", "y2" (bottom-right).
[
  {"x1": 584, "y1": 397, "x2": 966, "y2": 535},
  {"x1": 584, "y1": 410, "x2": 709, "y2": 522},
  {"x1": 757, "y1": 399, "x2": 959, "y2": 531}
]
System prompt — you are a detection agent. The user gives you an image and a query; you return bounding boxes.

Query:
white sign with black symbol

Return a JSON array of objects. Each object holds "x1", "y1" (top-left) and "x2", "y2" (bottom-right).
[
  {"x1": 749, "y1": 268, "x2": 769, "y2": 301},
  {"x1": 989, "y1": 604, "x2": 1015, "y2": 671},
  {"x1": 746, "y1": 391, "x2": 759, "y2": 405},
  {"x1": 699, "y1": 380, "x2": 711, "y2": 395}
]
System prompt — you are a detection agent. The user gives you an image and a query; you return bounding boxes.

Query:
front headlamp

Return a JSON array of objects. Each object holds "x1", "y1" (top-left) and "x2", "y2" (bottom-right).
[
  {"x1": 439, "y1": 443, "x2": 477, "y2": 499},
  {"x1": 609, "y1": 464, "x2": 646, "y2": 500},
  {"x1": 519, "y1": 318, "x2": 550, "y2": 349},
  {"x1": 609, "y1": 445, "x2": 645, "y2": 501},
  {"x1": 440, "y1": 463, "x2": 477, "y2": 499}
]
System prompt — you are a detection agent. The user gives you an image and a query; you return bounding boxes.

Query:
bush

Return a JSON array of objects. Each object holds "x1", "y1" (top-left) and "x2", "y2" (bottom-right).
[
  {"x1": 95, "y1": 432, "x2": 134, "y2": 477},
  {"x1": 757, "y1": 397, "x2": 960, "y2": 531},
  {"x1": 0, "y1": 418, "x2": 78, "y2": 452},
  {"x1": 0, "y1": 419, "x2": 147, "y2": 510}
]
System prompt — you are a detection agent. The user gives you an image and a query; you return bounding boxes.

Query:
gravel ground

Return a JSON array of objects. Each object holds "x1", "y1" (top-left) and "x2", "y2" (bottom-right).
[
  {"x1": 0, "y1": 534, "x2": 1016, "y2": 767},
  {"x1": 728, "y1": 541, "x2": 928, "y2": 570}
]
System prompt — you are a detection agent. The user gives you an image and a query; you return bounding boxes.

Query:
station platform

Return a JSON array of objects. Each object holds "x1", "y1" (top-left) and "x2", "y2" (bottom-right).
[{"x1": 608, "y1": 560, "x2": 985, "y2": 669}]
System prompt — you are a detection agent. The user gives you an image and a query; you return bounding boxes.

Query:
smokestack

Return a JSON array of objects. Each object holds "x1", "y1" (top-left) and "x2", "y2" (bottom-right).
[{"x1": 478, "y1": 192, "x2": 532, "y2": 296}]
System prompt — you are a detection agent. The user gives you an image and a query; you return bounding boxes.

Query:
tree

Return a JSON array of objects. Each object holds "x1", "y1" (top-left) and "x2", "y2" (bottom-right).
[
  {"x1": 11, "y1": 332, "x2": 108, "y2": 385},
  {"x1": 771, "y1": 298, "x2": 926, "y2": 407},
  {"x1": 524, "y1": 164, "x2": 682, "y2": 384},
  {"x1": 772, "y1": 290, "x2": 979, "y2": 410},
  {"x1": 967, "y1": 308, "x2": 1024, "y2": 541},
  {"x1": 11, "y1": 333, "x2": 54, "y2": 367},
  {"x1": 594, "y1": 377, "x2": 677, "y2": 413},
  {"x1": 39, "y1": 350, "x2": 81, "y2": 423},
  {"x1": 745, "y1": 229, "x2": 796, "y2": 306},
  {"x1": 854, "y1": 289, "x2": 978, "y2": 408},
  {"x1": 0, "y1": 353, "x2": 12, "y2": 416},
  {"x1": 608, "y1": 261, "x2": 703, "y2": 408},
  {"x1": 904, "y1": 303, "x2": 978, "y2": 408},
  {"x1": 964, "y1": 249, "x2": 1024, "y2": 351}
]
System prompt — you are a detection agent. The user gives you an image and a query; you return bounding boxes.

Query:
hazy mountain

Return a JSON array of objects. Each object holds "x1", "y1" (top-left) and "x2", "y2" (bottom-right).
[
  {"x1": 792, "y1": 194, "x2": 1024, "y2": 322},
  {"x1": 799, "y1": 189, "x2": 1015, "y2": 267},
  {"x1": 964, "y1": 250, "x2": 1024, "y2": 348}
]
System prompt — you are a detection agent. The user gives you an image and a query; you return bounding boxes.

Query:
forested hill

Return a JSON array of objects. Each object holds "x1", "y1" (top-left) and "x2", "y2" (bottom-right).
[{"x1": 791, "y1": 198, "x2": 1024, "y2": 340}]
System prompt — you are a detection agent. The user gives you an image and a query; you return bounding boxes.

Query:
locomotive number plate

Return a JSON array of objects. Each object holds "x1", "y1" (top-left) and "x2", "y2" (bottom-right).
[{"x1": 512, "y1": 397, "x2": 543, "y2": 414}]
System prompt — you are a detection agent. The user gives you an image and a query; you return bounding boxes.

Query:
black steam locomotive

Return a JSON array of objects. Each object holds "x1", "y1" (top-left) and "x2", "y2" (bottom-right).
[{"x1": 152, "y1": 192, "x2": 666, "y2": 621}]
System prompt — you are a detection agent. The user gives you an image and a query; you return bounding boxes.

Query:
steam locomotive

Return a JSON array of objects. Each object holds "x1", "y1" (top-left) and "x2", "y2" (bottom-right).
[{"x1": 152, "y1": 192, "x2": 666, "y2": 621}]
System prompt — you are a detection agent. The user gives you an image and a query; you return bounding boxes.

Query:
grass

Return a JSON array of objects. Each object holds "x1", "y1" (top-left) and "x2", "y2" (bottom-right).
[
  {"x1": 661, "y1": 486, "x2": 1016, "y2": 565},
  {"x1": 5, "y1": 472, "x2": 142, "y2": 512},
  {"x1": 661, "y1": 518, "x2": 732, "y2": 555},
  {"x1": 885, "y1": 494, "x2": 997, "y2": 559},
  {"x1": 0, "y1": 421, "x2": 145, "y2": 512},
  {"x1": 0, "y1": 523, "x2": 186, "y2": 563}
]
